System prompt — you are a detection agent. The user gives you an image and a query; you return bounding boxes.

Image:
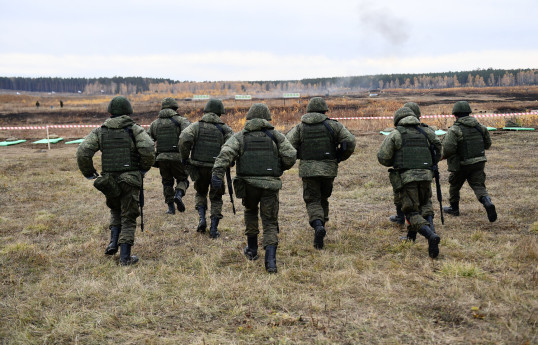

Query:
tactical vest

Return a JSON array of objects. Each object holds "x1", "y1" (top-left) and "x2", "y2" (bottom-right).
[
  {"x1": 100, "y1": 126, "x2": 140, "y2": 173},
  {"x1": 299, "y1": 121, "x2": 336, "y2": 160},
  {"x1": 456, "y1": 123, "x2": 485, "y2": 161},
  {"x1": 237, "y1": 130, "x2": 282, "y2": 177},
  {"x1": 191, "y1": 121, "x2": 224, "y2": 163},
  {"x1": 155, "y1": 118, "x2": 180, "y2": 153},
  {"x1": 393, "y1": 126, "x2": 432, "y2": 170}
]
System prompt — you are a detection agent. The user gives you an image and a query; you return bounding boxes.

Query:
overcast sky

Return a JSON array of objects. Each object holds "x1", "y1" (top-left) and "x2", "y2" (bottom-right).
[{"x1": 1, "y1": 0, "x2": 537, "y2": 81}]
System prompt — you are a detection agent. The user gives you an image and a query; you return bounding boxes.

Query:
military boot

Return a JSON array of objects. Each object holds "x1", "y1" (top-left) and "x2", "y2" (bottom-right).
[
  {"x1": 311, "y1": 219, "x2": 326, "y2": 250},
  {"x1": 209, "y1": 216, "x2": 220, "y2": 238},
  {"x1": 105, "y1": 226, "x2": 120, "y2": 255},
  {"x1": 480, "y1": 196, "x2": 497, "y2": 222},
  {"x1": 166, "y1": 202, "x2": 175, "y2": 215},
  {"x1": 197, "y1": 206, "x2": 207, "y2": 233},
  {"x1": 264, "y1": 245, "x2": 277, "y2": 273},
  {"x1": 244, "y1": 236, "x2": 259, "y2": 260},
  {"x1": 174, "y1": 190, "x2": 186, "y2": 213},
  {"x1": 119, "y1": 243, "x2": 139, "y2": 266},
  {"x1": 424, "y1": 215, "x2": 435, "y2": 233},
  {"x1": 418, "y1": 225, "x2": 440, "y2": 259},
  {"x1": 389, "y1": 206, "x2": 405, "y2": 225},
  {"x1": 443, "y1": 202, "x2": 460, "y2": 216}
]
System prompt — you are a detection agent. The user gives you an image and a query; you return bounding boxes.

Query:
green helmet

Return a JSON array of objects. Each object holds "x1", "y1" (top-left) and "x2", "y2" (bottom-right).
[
  {"x1": 107, "y1": 96, "x2": 133, "y2": 116},
  {"x1": 306, "y1": 97, "x2": 329, "y2": 113},
  {"x1": 161, "y1": 97, "x2": 179, "y2": 110},
  {"x1": 204, "y1": 99, "x2": 225, "y2": 115},
  {"x1": 452, "y1": 101, "x2": 472, "y2": 115},
  {"x1": 246, "y1": 103, "x2": 271, "y2": 121},
  {"x1": 393, "y1": 107, "x2": 415, "y2": 126},
  {"x1": 404, "y1": 102, "x2": 421, "y2": 119}
]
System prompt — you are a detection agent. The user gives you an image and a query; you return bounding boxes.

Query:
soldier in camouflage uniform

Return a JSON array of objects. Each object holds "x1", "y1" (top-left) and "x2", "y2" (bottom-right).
[
  {"x1": 377, "y1": 107, "x2": 442, "y2": 258},
  {"x1": 286, "y1": 97, "x2": 356, "y2": 249},
  {"x1": 179, "y1": 99, "x2": 234, "y2": 238},
  {"x1": 211, "y1": 103, "x2": 296, "y2": 273},
  {"x1": 148, "y1": 97, "x2": 191, "y2": 214},
  {"x1": 441, "y1": 101, "x2": 497, "y2": 222},
  {"x1": 76, "y1": 96, "x2": 155, "y2": 265}
]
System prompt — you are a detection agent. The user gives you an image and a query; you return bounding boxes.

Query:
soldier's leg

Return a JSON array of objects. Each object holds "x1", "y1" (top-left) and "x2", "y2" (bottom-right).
[
  {"x1": 105, "y1": 197, "x2": 121, "y2": 255},
  {"x1": 445, "y1": 170, "x2": 466, "y2": 215},
  {"x1": 208, "y1": 178, "x2": 225, "y2": 219},
  {"x1": 118, "y1": 182, "x2": 140, "y2": 265},
  {"x1": 193, "y1": 167, "x2": 210, "y2": 232},
  {"x1": 243, "y1": 185, "x2": 262, "y2": 239},
  {"x1": 172, "y1": 162, "x2": 189, "y2": 212},
  {"x1": 159, "y1": 162, "x2": 175, "y2": 213},
  {"x1": 302, "y1": 177, "x2": 324, "y2": 225},
  {"x1": 419, "y1": 182, "x2": 435, "y2": 232},
  {"x1": 320, "y1": 177, "x2": 334, "y2": 224},
  {"x1": 401, "y1": 182, "x2": 429, "y2": 238},
  {"x1": 260, "y1": 189, "x2": 279, "y2": 273},
  {"x1": 467, "y1": 162, "x2": 496, "y2": 222}
]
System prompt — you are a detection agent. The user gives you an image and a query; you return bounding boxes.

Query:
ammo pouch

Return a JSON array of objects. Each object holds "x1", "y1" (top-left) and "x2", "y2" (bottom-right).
[
  {"x1": 93, "y1": 174, "x2": 121, "y2": 199},
  {"x1": 388, "y1": 168, "x2": 403, "y2": 191},
  {"x1": 233, "y1": 177, "x2": 246, "y2": 199}
]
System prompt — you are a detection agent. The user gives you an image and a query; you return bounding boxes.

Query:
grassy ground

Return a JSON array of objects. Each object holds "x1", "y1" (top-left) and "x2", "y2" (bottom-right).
[{"x1": 0, "y1": 128, "x2": 536, "y2": 344}]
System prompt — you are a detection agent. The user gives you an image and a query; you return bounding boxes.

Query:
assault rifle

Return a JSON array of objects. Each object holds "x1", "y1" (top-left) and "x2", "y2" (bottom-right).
[
  {"x1": 140, "y1": 176, "x2": 145, "y2": 231},
  {"x1": 226, "y1": 167, "x2": 236, "y2": 214}
]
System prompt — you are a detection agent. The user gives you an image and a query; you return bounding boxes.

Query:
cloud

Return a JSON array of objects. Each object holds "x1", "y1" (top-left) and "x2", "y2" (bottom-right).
[{"x1": 357, "y1": 1, "x2": 410, "y2": 46}]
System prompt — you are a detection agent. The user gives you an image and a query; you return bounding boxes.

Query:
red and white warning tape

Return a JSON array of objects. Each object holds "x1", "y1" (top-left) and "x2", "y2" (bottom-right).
[{"x1": 0, "y1": 124, "x2": 150, "y2": 130}]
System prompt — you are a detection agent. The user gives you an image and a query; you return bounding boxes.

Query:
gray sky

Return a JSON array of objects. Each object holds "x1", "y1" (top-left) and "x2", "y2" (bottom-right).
[{"x1": 1, "y1": 0, "x2": 537, "y2": 81}]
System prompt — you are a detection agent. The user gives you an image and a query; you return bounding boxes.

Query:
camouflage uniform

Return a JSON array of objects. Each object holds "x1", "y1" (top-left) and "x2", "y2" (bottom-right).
[
  {"x1": 286, "y1": 97, "x2": 356, "y2": 249},
  {"x1": 377, "y1": 107, "x2": 441, "y2": 258},
  {"x1": 179, "y1": 99, "x2": 234, "y2": 237},
  {"x1": 442, "y1": 101, "x2": 496, "y2": 222},
  {"x1": 148, "y1": 98, "x2": 191, "y2": 213},
  {"x1": 212, "y1": 103, "x2": 296, "y2": 273},
  {"x1": 76, "y1": 96, "x2": 155, "y2": 265}
]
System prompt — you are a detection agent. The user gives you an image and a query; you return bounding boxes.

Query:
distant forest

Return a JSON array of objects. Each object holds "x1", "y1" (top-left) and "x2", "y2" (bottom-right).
[{"x1": 1, "y1": 69, "x2": 536, "y2": 97}]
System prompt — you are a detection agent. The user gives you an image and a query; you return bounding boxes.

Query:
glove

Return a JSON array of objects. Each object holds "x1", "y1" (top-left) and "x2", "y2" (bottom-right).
[
  {"x1": 211, "y1": 175, "x2": 223, "y2": 189},
  {"x1": 85, "y1": 171, "x2": 99, "y2": 180}
]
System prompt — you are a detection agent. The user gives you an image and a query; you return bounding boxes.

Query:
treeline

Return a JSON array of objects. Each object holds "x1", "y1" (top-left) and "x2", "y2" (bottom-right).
[{"x1": 1, "y1": 69, "x2": 536, "y2": 96}]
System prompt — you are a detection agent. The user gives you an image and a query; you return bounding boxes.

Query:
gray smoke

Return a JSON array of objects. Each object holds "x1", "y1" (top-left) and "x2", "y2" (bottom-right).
[{"x1": 358, "y1": 1, "x2": 410, "y2": 45}]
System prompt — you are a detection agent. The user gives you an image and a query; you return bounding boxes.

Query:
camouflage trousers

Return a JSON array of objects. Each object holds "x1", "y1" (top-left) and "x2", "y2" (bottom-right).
[
  {"x1": 158, "y1": 160, "x2": 189, "y2": 204},
  {"x1": 192, "y1": 166, "x2": 225, "y2": 218},
  {"x1": 106, "y1": 181, "x2": 140, "y2": 246},
  {"x1": 302, "y1": 177, "x2": 334, "y2": 225},
  {"x1": 400, "y1": 181, "x2": 433, "y2": 233},
  {"x1": 242, "y1": 185, "x2": 279, "y2": 248},
  {"x1": 392, "y1": 185, "x2": 402, "y2": 207},
  {"x1": 448, "y1": 162, "x2": 488, "y2": 204}
]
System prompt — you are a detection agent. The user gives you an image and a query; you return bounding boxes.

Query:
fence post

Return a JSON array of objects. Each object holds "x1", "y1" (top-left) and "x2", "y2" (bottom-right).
[{"x1": 46, "y1": 125, "x2": 51, "y2": 150}]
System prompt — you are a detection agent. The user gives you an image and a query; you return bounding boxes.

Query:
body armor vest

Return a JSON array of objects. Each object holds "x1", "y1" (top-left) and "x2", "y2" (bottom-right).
[
  {"x1": 299, "y1": 121, "x2": 336, "y2": 160},
  {"x1": 191, "y1": 121, "x2": 224, "y2": 163},
  {"x1": 456, "y1": 123, "x2": 485, "y2": 161},
  {"x1": 393, "y1": 126, "x2": 432, "y2": 170},
  {"x1": 100, "y1": 126, "x2": 139, "y2": 173},
  {"x1": 155, "y1": 118, "x2": 180, "y2": 153},
  {"x1": 237, "y1": 131, "x2": 282, "y2": 177}
]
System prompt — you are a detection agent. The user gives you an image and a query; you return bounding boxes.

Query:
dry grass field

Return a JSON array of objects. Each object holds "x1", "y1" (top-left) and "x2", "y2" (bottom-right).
[{"x1": 0, "y1": 88, "x2": 537, "y2": 344}]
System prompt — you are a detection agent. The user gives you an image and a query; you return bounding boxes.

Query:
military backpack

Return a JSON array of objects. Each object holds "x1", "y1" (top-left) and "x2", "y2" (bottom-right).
[
  {"x1": 393, "y1": 126, "x2": 432, "y2": 170},
  {"x1": 237, "y1": 130, "x2": 282, "y2": 177}
]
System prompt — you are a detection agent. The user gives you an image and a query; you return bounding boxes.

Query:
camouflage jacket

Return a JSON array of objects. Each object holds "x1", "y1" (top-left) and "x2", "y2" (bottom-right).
[
  {"x1": 212, "y1": 118, "x2": 297, "y2": 190},
  {"x1": 76, "y1": 115, "x2": 155, "y2": 187},
  {"x1": 377, "y1": 115, "x2": 442, "y2": 184},
  {"x1": 286, "y1": 112, "x2": 356, "y2": 178},
  {"x1": 148, "y1": 109, "x2": 190, "y2": 162},
  {"x1": 442, "y1": 116, "x2": 491, "y2": 172},
  {"x1": 178, "y1": 113, "x2": 234, "y2": 168}
]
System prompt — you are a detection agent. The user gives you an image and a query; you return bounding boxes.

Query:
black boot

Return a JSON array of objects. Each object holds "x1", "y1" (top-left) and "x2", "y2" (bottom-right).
[
  {"x1": 389, "y1": 206, "x2": 405, "y2": 225},
  {"x1": 443, "y1": 202, "x2": 460, "y2": 216},
  {"x1": 480, "y1": 196, "x2": 497, "y2": 222},
  {"x1": 119, "y1": 243, "x2": 139, "y2": 266},
  {"x1": 244, "y1": 236, "x2": 259, "y2": 260},
  {"x1": 209, "y1": 216, "x2": 220, "y2": 238},
  {"x1": 166, "y1": 202, "x2": 175, "y2": 215},
  {"x1": 105, "y1": 226, "x2": 120, "y2": 255},
  {"x1": 174, "y1": 190, "x2": 185, "y2": 212},
  {"x1": 264, "y1": 245, "x2": 277, "y2": 273},
  {"x1": 311, "y1": 219, "x2": 326, "y2": 250},
  {"x1": 425, "y1": 215, "x2": 435, "y2": 233},
  {"x1": 418, "y1": 225, "x2": 440, "y2": 259},
  {"x1": 197, "y1": 207, "x2": 207, "y2": 233}
]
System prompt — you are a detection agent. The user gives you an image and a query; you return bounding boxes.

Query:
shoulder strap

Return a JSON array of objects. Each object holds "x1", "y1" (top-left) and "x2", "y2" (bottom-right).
[
  {"x1": 414, "y1": 125, "x2": 437, "y2": 165},
  {"x1": 321, "y1": 119, "x2": 336, "y2": 143},
  {"x1": 473, "y1": 125, "x2": 486, "y2": 141},
  {"x1": 213, "y1": 123, "x2": 225, "y2": 135},
  {"x1": 169, "y1": 117, "x2": 181, "y2": 128},
  {"x1": 262, "y1": 129, "x2": 279, "y2": 145}
]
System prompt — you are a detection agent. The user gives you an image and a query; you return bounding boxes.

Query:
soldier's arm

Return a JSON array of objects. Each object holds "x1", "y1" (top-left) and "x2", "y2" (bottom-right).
[
  {"x1": 76, "y1": 129, "x2": 100, "y2": 177},
  {"x1": 335, "y1": 122, "x2": 356, "y2": 161},
  {"x1": 285, "y1": 125, "x2": 301, "y2": 150},
  {"x1": 180, "y1": 117, "x2": 191, "y2": 132},
  {"x1": 482, "y1": 125, "x2": 492, "y2": 150},
  {"x1": 178, "y1": 123, "x2": 197, "y2": 160},
  {"x1": 275, "y1": 131, "x2": 297, "y2": 171},
  {"x1": 148, "y1": 122, "x2": 156, "y2": 140},
  {"x1": 212, "y1": 135, "x2": 241, "y2": 180},
  {"x1": 441, "y1": 127, "x2": 459, "y2": 159},
  {"x1": 223, "y1": 125, "x2": 234, "y2": 142},
  {"x1": 132, "y1": 125, "x2": 155, "y2": 171},
  {"x1": 431, "y1": 131, "x2": 443, "y2": 160},
  {"x1": 377, "y1": 132, "x2": 396, "y2": 167}
]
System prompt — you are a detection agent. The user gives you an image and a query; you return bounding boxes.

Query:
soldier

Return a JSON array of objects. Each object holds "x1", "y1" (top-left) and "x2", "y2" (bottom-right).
[
  {"x1": 441, "y1": 101, "x2": 497, "y2": 222},
  {"x1": 377, "y1": 107, "x2": 442, "y2": 258},
  {"x1": 76, "y1": 96, "x2": 155, "y2": 265},
  {"x1": 286, "y1": 97, "x2": 356, "y2": 249},
  {"x1": 148, "y1": 97, "x2": 191, "y2": 214},
  {"x1": 179, "y1": 99, "x2": 234, "y2": 238},
  {"x1": 211, "y1": 103, "x2": 296, "y2": 273}
]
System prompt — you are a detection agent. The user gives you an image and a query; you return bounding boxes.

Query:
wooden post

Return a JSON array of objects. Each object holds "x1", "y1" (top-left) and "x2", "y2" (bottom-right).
[{"x1": 46, "y1": 125, "x2": 51, "y2": 150}]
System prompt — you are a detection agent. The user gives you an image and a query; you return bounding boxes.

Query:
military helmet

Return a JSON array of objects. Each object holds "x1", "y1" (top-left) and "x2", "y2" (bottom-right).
[
  {"x1": 452, "y1": 101, "x2": 472, "y2": 115},
  {"x1": 107, "y1": 96, "x2": 133, "y2": 116},
  {"x1": 204, "y1": 99, "x2": 225, "y2": 115},
  {"x1": 306, "y1": 97, "x2": 329, "y2": 113},
  {"x1": 404, "y1": 102, "x2": 421, "y2": 119},
  {"x1": 393, "y1": 107, "x2": 415, "y2": 126},
  {"x1": 161, "y1": 97, "x2": 179, "y2": 110},
  {"x1": 246, "y1": 103, "x2": 271, "y2": 121}
]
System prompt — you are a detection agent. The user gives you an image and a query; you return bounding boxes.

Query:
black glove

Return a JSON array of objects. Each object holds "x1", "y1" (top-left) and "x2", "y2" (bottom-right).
[
  {"x1": 211, "y1": 175, "x2": 223, "y2": 189},
  {"x1": 85, "y1": 171, "x2": 99, "y2": 180}
]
